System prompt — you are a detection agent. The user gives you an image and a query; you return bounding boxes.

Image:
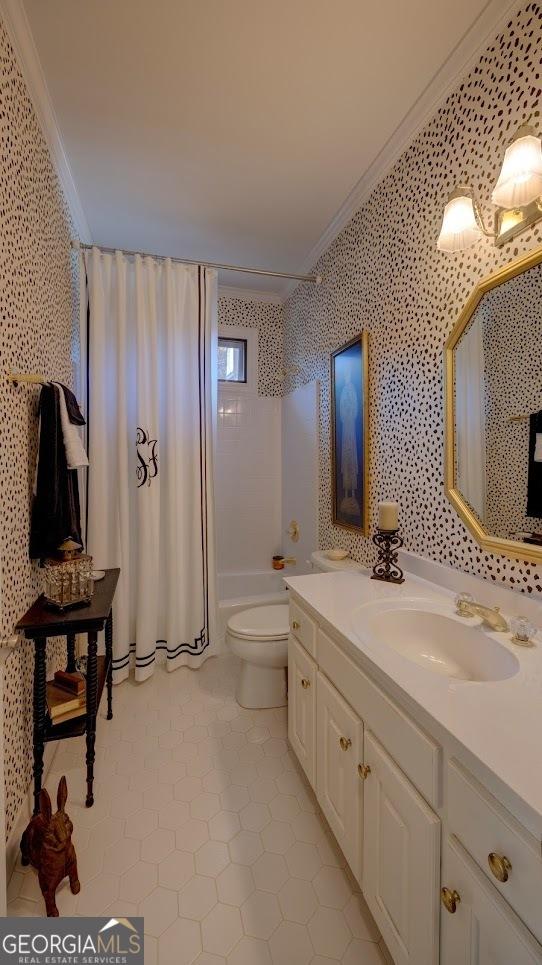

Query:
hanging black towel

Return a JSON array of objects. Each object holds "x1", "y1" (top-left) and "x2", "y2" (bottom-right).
[
  {"x1": 29, "y1": 384, "x2": 83, "y2": 560},
  {"x1": 527, "y1": 409, "x2": 542, "y2": 519}
]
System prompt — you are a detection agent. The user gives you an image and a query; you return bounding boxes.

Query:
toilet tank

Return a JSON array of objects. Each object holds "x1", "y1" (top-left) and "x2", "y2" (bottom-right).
[{"x1": 310, "y1": 550, "x2": 364, "y2": 573}]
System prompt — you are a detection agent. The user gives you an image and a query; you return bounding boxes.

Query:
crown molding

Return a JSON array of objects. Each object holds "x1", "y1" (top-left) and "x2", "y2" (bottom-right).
[
  {"x1": 282, "y1": 0, "x2": 522, "y2": 300},
  {"x1": 1, "y1": 0, "x2": 523, "y2": 294},
  {"x1": 218, "y1": 284, "x2": 283, "y2": 305},
  {"x1": 0, "y1": 0, "x2": 92, "y2": 242}
]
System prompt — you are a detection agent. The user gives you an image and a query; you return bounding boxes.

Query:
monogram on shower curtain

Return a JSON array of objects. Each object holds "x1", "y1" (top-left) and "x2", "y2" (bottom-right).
[{"x1": 80, "y1": 248, "x2": 218, "y2": 682}]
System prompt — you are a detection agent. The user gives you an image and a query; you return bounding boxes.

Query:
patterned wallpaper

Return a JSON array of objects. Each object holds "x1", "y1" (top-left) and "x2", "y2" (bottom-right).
[
  {"x1": 2, "y1": 0, "x2": 542, "y2": 848},
  {"x1": 218, "y1": 295, "x2": 284, "y2": 397},
  {"x1": 0, "y1": 19, "x2": 76, "y2": 837},
  {"x1": 283, "y1": 1, "x2": 542, "y2": 595}
]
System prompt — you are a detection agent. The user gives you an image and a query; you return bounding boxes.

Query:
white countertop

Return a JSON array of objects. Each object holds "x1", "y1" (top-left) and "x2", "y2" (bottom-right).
[{"x1": 285, "y1": 569, "x2": 542, "y2": 836}]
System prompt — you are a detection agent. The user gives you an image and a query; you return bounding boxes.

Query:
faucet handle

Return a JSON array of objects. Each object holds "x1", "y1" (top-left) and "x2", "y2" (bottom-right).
[
  {"x1": 455, "y1": 592, "x2": 474, "y2": 615},
  {"x1": 511, "y1": 616, "x2": 536, "y2": 646}
]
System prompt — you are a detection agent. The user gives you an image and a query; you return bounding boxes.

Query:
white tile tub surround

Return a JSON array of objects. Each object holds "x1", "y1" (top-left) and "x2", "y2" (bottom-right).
[
  {"x1": 218, "y1": 571, "x2": 286, "y2": 601},
  {"x1": 215, "y1": 319, "x2": 320, "y2": 622},
  {"x1": 216, "y1": 387, "x2": 282, "y2": 575},
  {"x1": 281, "y1": 382, "x2": 319, "y2": 579},
  {"x1": 7, "y1": 656, "x2": 389, "y2": 965}
]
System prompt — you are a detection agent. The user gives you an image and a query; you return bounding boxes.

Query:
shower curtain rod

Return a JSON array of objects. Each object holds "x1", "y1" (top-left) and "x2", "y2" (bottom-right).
[{"x1": 72, "y1": 240, "x2": 322, "y2": 285}]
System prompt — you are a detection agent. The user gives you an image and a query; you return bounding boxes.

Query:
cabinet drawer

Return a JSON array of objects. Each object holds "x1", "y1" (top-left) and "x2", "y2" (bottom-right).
[
  {"x1": 318, "y1": 628, "x2": 441, "y2": 807},
  {"x1": 448, "y1": 759, "x2": 542, "y2": 943},
  {"x1": 441, "y1": 835, "x2": 542, "y2": 964},
  {"x1": 289, "y1": 598, "x2": 317, "y2": 658}
]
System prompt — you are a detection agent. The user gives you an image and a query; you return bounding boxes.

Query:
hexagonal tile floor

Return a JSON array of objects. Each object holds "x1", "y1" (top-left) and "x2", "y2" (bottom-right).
[{"x1": 8, "y1": 656, "x2": 390, "y2": 964}]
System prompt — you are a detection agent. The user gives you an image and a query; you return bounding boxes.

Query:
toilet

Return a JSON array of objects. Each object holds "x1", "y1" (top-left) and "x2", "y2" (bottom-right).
[
  {"x1": 309, "y1": 550, "x2": 365, "y2": 574},
  {"x1": 227, "y1": 605, "x2": 290, "y2": 708},
  {"x1": 227, "y1": 551, "x2": 364, "y2": 709}
]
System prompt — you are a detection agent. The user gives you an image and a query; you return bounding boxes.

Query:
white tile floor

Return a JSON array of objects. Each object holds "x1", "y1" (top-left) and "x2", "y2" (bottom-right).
[{"x1": 8, "y1": 655, "x2": 390, "y2": 965}]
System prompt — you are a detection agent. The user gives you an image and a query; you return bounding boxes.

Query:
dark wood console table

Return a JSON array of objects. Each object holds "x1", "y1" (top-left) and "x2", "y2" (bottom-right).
[{"x1": 17, "y1": 568, "x2": 119, "y2": 813}]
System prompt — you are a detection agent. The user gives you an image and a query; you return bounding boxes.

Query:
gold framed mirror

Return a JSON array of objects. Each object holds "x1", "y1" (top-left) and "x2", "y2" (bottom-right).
[{"x1": 445, "y1": 245, "x2": 542, "y2": 564}]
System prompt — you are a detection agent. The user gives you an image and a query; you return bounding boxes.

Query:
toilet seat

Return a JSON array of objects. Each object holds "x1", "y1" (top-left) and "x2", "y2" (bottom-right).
[{"x1": 227, "y1": 605, "x2": 289, "y2": 642}]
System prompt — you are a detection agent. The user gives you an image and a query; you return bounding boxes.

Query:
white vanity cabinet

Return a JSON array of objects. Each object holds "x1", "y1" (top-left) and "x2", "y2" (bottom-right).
[
  {"x1": 316, "y1": 670, "x2": 363, "y2": 881},
  {"x1": 440, "y1": 836, "x2": 542, "y2": 965},
  {"x1": 289, "y1": 602, "x2": 442, "y2": 965},
  {"x1": 287, "y1": 591, "x2": 542, "y2": 965}
]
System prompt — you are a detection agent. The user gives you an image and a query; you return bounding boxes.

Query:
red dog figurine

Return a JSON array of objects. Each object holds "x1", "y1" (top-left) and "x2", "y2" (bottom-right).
[{"x1": 20, "y1": 776, "x2": 80, "y2": 916}]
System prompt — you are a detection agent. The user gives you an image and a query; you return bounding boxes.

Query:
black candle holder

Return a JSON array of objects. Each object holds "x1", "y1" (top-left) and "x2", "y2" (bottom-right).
[{"x1": 371, "y1": 528, "x2": 405, "y2": 584}]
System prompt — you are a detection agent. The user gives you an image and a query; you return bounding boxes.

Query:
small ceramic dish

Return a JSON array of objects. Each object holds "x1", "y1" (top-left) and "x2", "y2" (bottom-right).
[{"x1": 326, "y1": 548, "x2": 349, "y2": 561}]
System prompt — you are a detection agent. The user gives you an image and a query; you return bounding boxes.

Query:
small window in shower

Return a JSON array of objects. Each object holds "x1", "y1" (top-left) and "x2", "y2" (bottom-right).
[{"x1": 218, "y1": 337, "x2": 247, "y2": 383}]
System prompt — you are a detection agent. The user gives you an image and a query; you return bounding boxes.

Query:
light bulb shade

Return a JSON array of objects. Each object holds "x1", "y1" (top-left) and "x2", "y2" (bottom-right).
[
  {"x1": 491, "y1": 132, "x2": 542, "y2": 208},
  {"x1": 437, "y1": 190, "x2": 481, "y2": 251}
]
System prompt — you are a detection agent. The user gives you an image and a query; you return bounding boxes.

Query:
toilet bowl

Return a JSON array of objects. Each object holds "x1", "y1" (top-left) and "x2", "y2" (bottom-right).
[{"x1": 227, "y1": 605, "x2": 289, "y2": 709}]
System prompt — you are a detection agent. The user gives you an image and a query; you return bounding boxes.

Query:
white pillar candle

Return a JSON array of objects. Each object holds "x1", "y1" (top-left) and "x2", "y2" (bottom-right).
[{"x1": 378, "y1": 501, "x2": 399, "y2": 530}]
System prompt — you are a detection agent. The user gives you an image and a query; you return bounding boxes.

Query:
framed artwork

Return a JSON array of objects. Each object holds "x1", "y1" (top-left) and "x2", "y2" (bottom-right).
[{"x1": 331, "y1": 332, "x2": 369, "y2": 535}]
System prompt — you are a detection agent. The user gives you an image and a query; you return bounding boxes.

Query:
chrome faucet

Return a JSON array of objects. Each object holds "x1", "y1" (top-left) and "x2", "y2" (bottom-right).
[{"x1": 455, "y1": 593, "x2": 509, "y2": 633}]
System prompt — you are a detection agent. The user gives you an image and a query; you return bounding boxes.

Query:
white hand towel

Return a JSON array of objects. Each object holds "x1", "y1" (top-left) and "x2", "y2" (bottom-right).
[
  {"x1": 535, "y1": 432, "x2": 542, "y2": 463},
  {"x1": 54, "y1": 383, "x2": 89, "y2": 469}
]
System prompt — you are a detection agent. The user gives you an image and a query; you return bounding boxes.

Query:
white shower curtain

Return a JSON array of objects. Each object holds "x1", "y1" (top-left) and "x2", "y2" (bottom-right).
[{"x1": 79, "y1": 248, "x2": 218, "y2": 682}]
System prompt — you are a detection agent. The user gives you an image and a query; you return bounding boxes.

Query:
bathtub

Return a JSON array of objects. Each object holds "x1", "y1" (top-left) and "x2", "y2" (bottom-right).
[{"x1": 217, "y1": 569, "x2": 289, "y2": 650}]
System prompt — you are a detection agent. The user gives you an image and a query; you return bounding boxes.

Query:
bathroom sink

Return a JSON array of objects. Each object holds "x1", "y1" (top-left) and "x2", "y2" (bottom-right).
[{"x1": 351, "y1": 601, "x2": 519, "y2": 682}]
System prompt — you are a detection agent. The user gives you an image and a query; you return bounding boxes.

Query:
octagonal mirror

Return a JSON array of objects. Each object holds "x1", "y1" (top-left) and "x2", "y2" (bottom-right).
[{"x1": 445, "y1": 246, "x2": 542, "y2": 563}]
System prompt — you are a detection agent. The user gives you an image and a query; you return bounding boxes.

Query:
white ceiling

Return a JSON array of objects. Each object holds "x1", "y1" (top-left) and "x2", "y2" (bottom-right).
[{"x1": 21, "y1": 0, "x2": 502, "y2": 293}]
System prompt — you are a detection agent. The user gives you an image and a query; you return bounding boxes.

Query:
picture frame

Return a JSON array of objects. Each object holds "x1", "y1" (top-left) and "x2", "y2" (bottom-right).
[{"x1": 331, "y1": 332, "x2": 369, "y2": 535}]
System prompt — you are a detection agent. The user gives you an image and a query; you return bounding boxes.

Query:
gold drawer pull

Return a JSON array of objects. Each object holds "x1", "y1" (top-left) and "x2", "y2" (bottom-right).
[
  {"x1": 358, "y1": 763, "x2": 371, "y2": 779},
  {"x1": 441, "y1": 887, "x2": 461, "y2": 914},
  {"x1": 301, "y1": 678, "x2": 310, "y2": 689},
  {"x1": 292, "y1": 620, "x2": 301, "y2": 630},
  {"x1": 488, "y1": 853, "x2": 511, "y2": 883},
  {"x1": 339, "y1": 736, "x2": 352, "y2": 752}
]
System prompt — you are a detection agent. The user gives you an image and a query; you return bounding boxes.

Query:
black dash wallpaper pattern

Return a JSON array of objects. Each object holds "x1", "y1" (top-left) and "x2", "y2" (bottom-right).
[
  {"x1": 283, "y1": 2, "x2": 542, "y2": 595},
  {"x1": 0, "y1": 19, "x2": 76, "y2": 837},
  {"x1": 218, "y1": 296, "x2": 284, "y2": 397},
  {"x1": 1, "y1": 0, "x2": 542, "y2": 843}
]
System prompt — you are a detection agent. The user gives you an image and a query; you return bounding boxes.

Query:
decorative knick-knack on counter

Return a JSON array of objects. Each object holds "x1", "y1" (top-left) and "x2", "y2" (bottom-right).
[{"x1": 371, "y1": 501, "x2": 404, "y2": 584}]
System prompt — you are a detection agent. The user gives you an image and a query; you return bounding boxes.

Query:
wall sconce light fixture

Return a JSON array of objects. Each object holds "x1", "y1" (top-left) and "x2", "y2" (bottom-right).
[{"x1": 437, "y1": 123, "x2": 542, "y2": 251}]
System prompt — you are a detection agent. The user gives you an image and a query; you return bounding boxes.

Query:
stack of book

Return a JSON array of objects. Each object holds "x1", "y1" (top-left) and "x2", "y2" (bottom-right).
[{"x1": 46, "y1": 671, "x2": 87, "y2": 726}]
